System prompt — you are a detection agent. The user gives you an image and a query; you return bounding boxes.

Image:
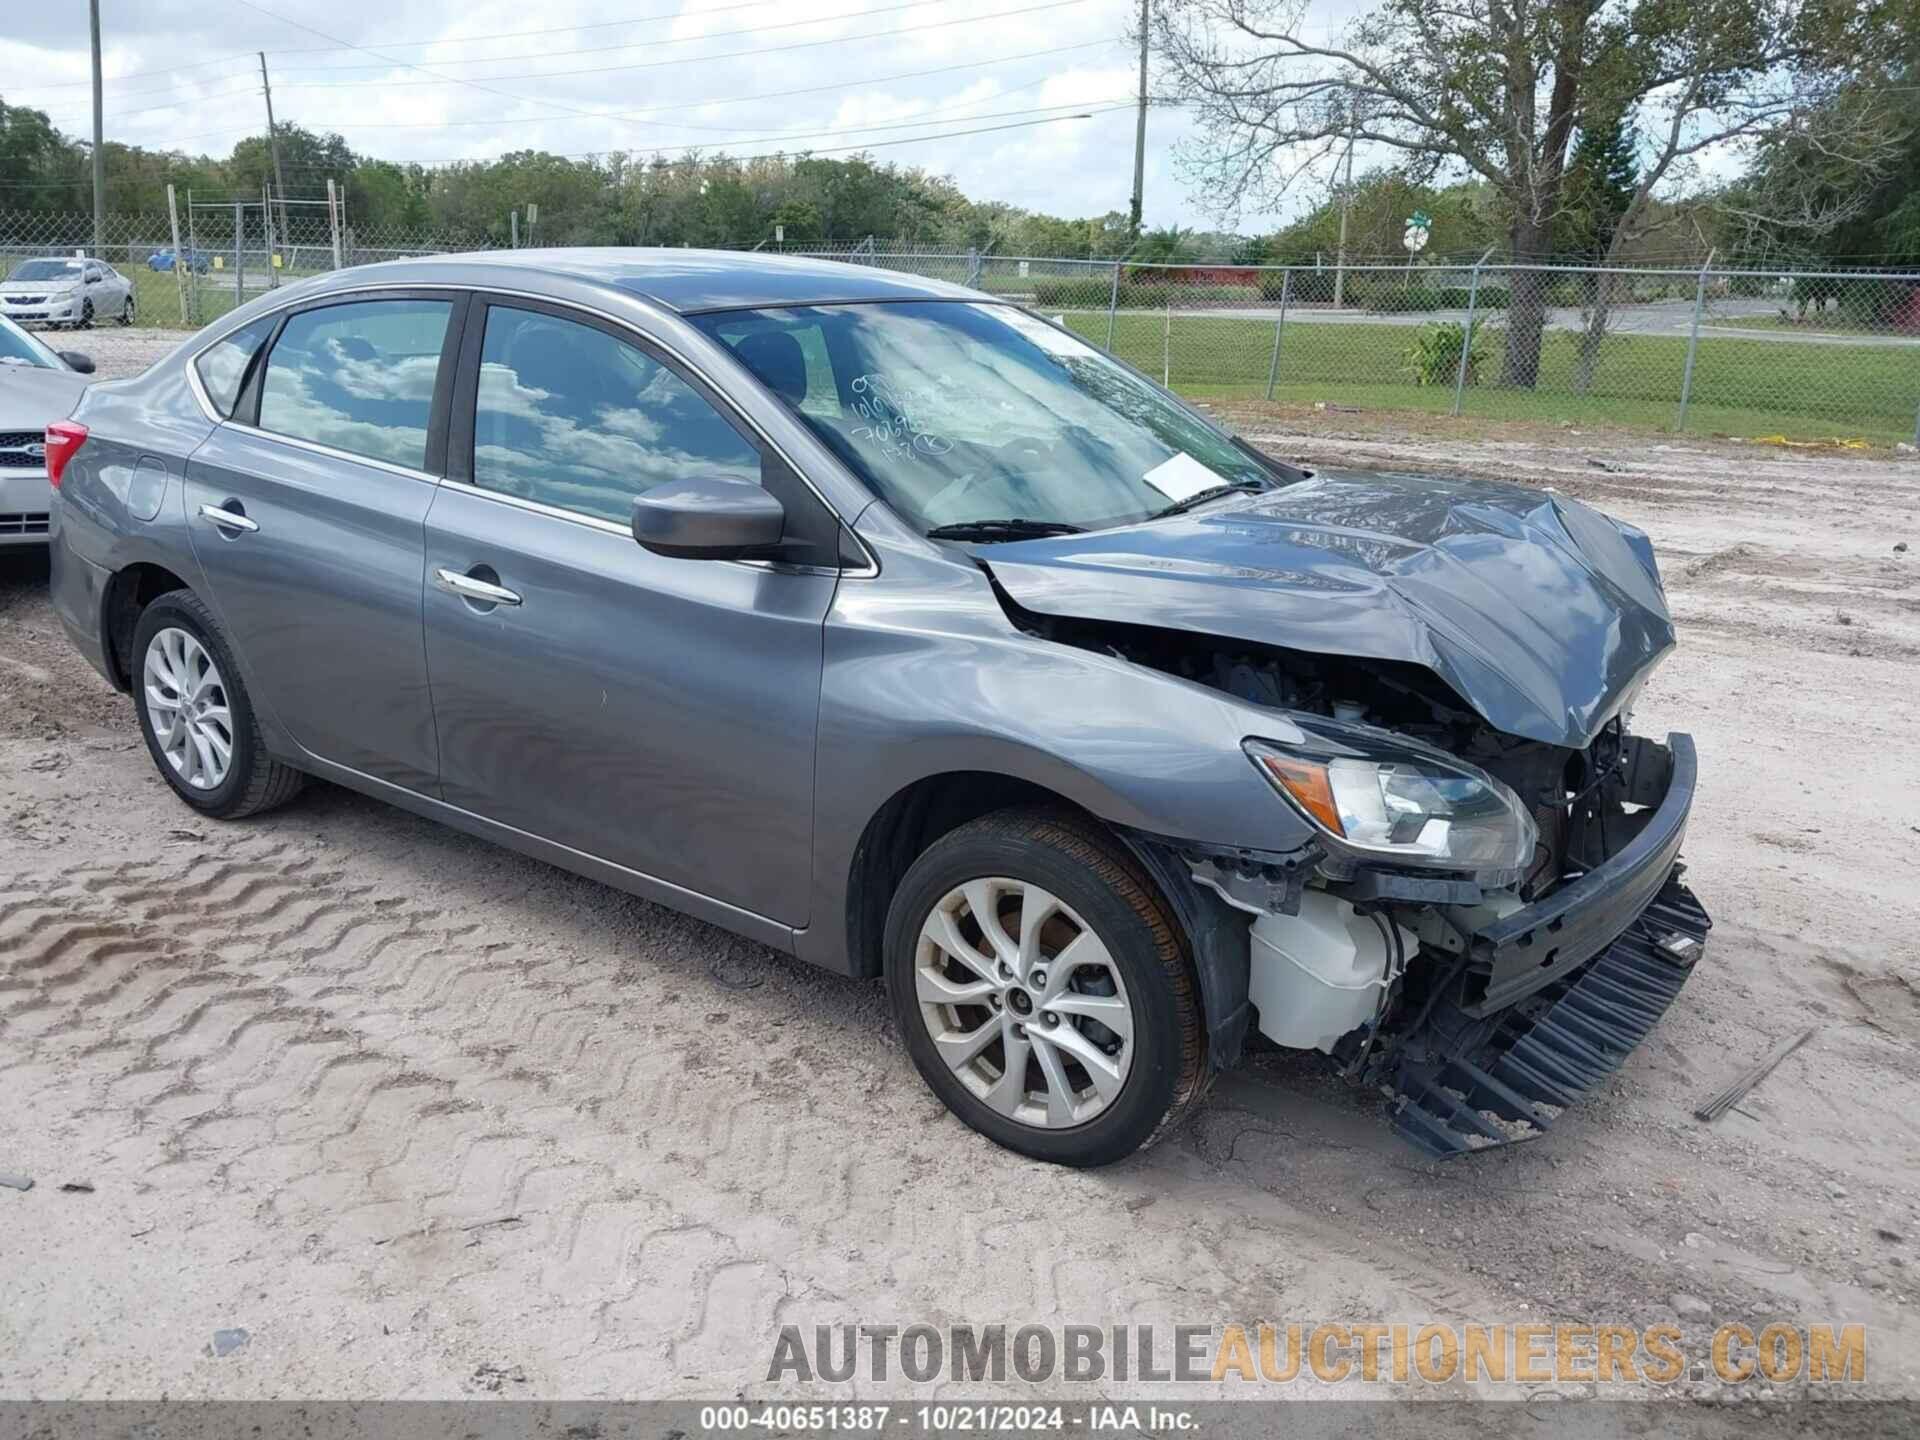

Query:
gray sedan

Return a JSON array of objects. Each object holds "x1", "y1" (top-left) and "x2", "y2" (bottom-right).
[
  {"x1": 47, "y1": 251, "x2": 1708, "y2": 1166},
  {"x1": 1, "y1": 314, "x2": 94, "y2": 547}
]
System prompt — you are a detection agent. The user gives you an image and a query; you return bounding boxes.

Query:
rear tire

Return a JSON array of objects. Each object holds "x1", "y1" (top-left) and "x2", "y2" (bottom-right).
[
  {"x1": 132, "y1": 590, "x2": 305, "y2": 820},
  {"x1": 884, "y1": 807, "x2": 1208, "y2": 1167}
]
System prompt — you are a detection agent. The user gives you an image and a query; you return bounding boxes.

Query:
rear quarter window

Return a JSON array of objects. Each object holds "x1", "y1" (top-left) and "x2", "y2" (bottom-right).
[{"x1": 194, "y1": 317, "x2": 276, "y2": 418}]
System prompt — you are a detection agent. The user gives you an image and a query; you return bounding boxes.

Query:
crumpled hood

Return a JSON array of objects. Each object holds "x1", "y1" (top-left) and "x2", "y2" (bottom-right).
[{"x1": 979, "y1": 469, "x2": 1675, "y2": 749}]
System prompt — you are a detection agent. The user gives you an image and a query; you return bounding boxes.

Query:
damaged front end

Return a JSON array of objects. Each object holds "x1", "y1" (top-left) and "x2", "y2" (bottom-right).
[{"x1": 1060, "y1": 614, "x2": 1710, "y2": 1158}]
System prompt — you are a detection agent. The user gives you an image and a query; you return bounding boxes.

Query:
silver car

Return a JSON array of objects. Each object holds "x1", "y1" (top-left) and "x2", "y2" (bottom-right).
[
  {"x1": 1, "y1": 314, "x2": 94, "y2": 547},
  {"x1": 48, "y1": 251, "x2": 1708, "y2": 1166},
  {"x1": 1, "y1": 256, "x2": 137, "y2": 329}
]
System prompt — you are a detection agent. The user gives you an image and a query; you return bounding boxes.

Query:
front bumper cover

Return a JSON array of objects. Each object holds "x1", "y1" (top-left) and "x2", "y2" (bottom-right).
[{"x1": 1385, "y1": 732, "x2": 1711, "y2": 1157}]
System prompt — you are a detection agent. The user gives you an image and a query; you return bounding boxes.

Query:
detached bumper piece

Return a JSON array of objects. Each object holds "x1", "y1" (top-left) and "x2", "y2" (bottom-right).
[{"x1": 1389, "y1": 876, "x2": 1710, "y2": 1158}]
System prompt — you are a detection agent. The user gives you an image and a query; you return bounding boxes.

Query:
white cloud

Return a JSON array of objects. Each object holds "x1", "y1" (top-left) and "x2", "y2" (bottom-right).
[{"x1": 0, "y1": 0, "x2": 1232, "y2": 228}]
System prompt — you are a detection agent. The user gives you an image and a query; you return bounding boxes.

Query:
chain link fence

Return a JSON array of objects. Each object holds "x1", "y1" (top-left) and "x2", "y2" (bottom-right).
[{"x1": 6, "y1": 213, "x2": 1918, "y2": 446}]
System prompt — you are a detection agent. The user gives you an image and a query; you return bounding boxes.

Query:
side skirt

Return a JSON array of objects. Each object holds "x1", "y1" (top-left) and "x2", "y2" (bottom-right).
[{"x1": 290, "y1": 752, "x2": 802, "y2": 958}]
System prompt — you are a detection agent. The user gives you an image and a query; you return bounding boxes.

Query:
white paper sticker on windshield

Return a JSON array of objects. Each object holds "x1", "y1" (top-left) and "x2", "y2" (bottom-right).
[{"x1": 1141, "y1": 451, "x2": 1228, "y2": 502}]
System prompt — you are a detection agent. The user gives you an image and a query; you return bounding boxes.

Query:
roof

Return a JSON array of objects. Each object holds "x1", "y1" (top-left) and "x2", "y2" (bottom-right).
[{"x1": 349, "y1": 247, "x2": 981, "y2": 315}]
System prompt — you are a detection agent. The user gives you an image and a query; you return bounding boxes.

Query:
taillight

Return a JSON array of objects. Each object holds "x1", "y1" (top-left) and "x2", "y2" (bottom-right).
[{"x1": 44, "y1": 421, "x2": 88, "y2": 489}]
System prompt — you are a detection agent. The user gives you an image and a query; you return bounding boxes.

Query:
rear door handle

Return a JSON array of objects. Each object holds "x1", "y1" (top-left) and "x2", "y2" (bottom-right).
[
  {"x1": 434, "y1": 567, "x2": 522, "y2": 606},
  {"x1": 198, "y1": 503, "x2": 258, "y2": 534}
]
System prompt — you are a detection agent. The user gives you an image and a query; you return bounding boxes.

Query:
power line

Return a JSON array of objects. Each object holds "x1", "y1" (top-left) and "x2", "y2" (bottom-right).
[
  {"x1": 260, "y1": 100, "x2": 1133, "y2": 174},
  {"x1": 27, "y1": 0, "x2": 955, "y2": 104},
  {"x1": 264, "y1": 0, "x2": 1099, "y2": 91},
  {"x1": 59, "y1": 38, "x2": 1118, "y2": 143},
  {"x1": 0, "y1": 106, "x2": 1129, "y2": 195},
  {"x1": 41, "y1": 0, "x2": 1097, "y2": 125},
  {"x1": 268, "y1": 0, "x2": 970, "y2": 75},
  {"x1": 12, "y1": 0, "x2": 796, "y2": 90}
]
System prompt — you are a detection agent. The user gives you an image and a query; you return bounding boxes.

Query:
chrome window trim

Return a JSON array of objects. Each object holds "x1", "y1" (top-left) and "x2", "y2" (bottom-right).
[
  {"x1": 219, "y1": 419, "x2": 442, "y2": 486},
  {"x1": 180, "y1": 278, "x2": 879, "y2": 577}
]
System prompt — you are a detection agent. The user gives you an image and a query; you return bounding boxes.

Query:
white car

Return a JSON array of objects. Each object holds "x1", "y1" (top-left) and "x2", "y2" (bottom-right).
[
  {"x1": 0, "y1": 256, "x2": 137, "y2": 329},
  {"x1": 0, "y1": 313, "x2": 93, "y2": 548}
]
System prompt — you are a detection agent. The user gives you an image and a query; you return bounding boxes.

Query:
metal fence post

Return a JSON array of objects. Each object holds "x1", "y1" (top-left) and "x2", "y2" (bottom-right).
[
  {"x1": 326, "y1": 178, "x2": 343, "y2": 271},
  {"x1": 233, "y1": 202, "x2": 245, "y2": 307},
  {"x1": 965, "y1": 247, "x2": 982, "y2": 289},
  {"x1": 1263, "y1": 269, "x2": 1292, "y2": 401},
  {"x1": 1676, "y1": 251, "x2": 1715, "y2": 432},
  {"x1": 164, "y1": 184, "x2": 187, "y2": 328},
  {"x1": 1104, "y1": 260, "x2": 1122, "y2": 352},
  {"x1": 1451, "y1": 250, "x2": 1492, "y2": 417},
  {"x1": 1162, "y1": 293, "x2": 1172, "y2": 388}
]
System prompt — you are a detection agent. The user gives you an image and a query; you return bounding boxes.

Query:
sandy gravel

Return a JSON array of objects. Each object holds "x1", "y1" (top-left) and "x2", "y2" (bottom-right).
[{"x1": 1, "y1": 336, "x2": 1917, "y2": 1416}]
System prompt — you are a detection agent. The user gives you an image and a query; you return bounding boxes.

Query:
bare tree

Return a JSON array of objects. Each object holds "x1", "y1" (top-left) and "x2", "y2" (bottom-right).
[{"x1": 1153, "y1": 0, "x2": 1913, "y2": 388}]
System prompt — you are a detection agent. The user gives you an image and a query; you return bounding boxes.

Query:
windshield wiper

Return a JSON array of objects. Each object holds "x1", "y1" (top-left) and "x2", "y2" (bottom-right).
[
  {"x1": 924, "y1": 518, "x2": 1087, "y2": 542},
  {"x1": 1151, "y1": 481, "x2": 1269, "y2": 519}
]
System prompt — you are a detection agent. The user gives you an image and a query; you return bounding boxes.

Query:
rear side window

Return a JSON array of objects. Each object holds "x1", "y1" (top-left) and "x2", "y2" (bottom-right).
[
  {"x1": 257, "y1": 299, "x2": 452, "y2": 470},
  {"x1": 193, "y1": 316, "x2": 275, "y2": 417}
]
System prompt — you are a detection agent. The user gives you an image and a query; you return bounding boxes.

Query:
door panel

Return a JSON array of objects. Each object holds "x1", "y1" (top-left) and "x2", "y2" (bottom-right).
[
  {"x1": 183, "y1": 428, "x2": 442, "y2": 789},
  {"x1": 180, "y1": 293, "x2": 460, "y2": 792},
  {"x1": 423, "y1": 484, "x2": 835, "y2": 924}
]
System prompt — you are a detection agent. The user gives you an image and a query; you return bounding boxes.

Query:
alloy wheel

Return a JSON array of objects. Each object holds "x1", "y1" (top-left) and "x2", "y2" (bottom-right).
[
  {"x1": 120, "y1": 296, "x2": 135, "y2": 326},
  {"x1": 914, "y1": 877, "x2": 1135, "y2": 1129},
  {"x1": 143, "y1": 627, "x2": 233, "y2": 790}
]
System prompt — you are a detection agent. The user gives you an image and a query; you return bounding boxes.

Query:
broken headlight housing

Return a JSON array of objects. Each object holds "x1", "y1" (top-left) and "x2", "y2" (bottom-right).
[{"x1": 1245, "y1": 721, "x2": 1537, "y2": 872}]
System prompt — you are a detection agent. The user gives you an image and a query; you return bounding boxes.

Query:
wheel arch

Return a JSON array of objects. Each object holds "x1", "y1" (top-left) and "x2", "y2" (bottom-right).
[
  {"x1": 836, "y1": 767, "x2": 1259, "y2": 1073},
  {"x1": 841, "y1": 770, "x2": 1097, "y2": 981},
  {"x1": 101, "y1": 561, "x2": 194, "y2": 691}
]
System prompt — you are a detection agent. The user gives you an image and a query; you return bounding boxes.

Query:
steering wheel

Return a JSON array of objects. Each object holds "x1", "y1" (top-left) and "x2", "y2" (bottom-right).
[{"x1": 997, "y1": 434, "x2": 1056, "y2": 468}]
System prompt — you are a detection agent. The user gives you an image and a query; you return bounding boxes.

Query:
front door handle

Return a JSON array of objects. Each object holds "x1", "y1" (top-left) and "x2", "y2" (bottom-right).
[
  {"x1": 198, "y1": 502, "x2": 258, "y2": 534},
  {"x1": 434, "y1": 567, "x2": 522, "y2": 607}
]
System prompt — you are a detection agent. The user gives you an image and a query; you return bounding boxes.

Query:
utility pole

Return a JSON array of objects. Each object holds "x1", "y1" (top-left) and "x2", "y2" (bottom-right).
[
  {"x1": 89, "y1": 0, "x2": 105, "y2": 256},
  {"x1": 1129, "y1": 0, "x2": 1149, "y2": 235},
  {"x1": 258, "y1": 53, "x2": 292, "y2": 258},
  {"x1": 1332, "y1": 105, "x2": 1358, "y2": 309}
]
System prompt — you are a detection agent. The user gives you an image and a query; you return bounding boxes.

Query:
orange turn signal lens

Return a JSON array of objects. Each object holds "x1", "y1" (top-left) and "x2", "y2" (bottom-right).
[{"x1": 1255, "y1": 752, "x2": 1345, "y2": 836}]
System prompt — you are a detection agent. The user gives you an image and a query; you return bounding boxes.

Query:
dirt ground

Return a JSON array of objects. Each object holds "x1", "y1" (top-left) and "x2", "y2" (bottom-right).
[{"x1": 2, "y1": 332, "x2": 1918, "y2": 1413}]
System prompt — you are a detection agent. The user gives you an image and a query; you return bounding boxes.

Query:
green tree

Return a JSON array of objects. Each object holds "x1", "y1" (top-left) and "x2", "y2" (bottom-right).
[{"x1": 1153, "y1": 0, "x2": 1917, "y2": 388}]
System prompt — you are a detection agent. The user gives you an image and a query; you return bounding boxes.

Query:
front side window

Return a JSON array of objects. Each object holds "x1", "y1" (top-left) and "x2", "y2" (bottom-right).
[
  {"x1": 193, "y1": 316, "x2": 276, "y2": 416},
  {"x1": 472, "y1": 304, "x2": 760, "y2": 526},
  {"x1": 696, "y1": 301, "x2": 1276, "y2": 534},
  {"x1": 257, "y1": 299, "x2": 452, "y2": 469}
]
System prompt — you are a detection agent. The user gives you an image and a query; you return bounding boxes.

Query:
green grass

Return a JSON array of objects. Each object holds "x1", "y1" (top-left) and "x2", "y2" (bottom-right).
[
  {"x1": 128, "y1": 264, "x2": 334, "y2": 330},
  {"x1": 1059, "y1": 309, "x2": 1920, "y2": 446}
]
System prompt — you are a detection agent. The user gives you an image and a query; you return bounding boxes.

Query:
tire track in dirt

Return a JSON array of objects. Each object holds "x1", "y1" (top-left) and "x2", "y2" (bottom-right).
[{"x1": 2, "y1": 824, "x2": 1521, "y2": 1397}]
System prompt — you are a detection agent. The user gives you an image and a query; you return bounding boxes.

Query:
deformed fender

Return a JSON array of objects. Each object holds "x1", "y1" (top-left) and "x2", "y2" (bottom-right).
[{"x1": 795, "y1": 525, "x2": 1321, "y2": 998}]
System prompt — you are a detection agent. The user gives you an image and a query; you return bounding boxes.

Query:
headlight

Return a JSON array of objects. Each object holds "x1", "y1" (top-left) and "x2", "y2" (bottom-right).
[{"x1": 1245, "y1": 721, "x2": 1536, "y2": 872}]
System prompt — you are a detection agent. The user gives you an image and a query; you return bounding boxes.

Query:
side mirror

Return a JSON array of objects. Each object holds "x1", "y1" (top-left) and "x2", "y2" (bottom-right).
[
  {"x1": 59, "y1": 351, "x2": 95, "y2": 375},
  {"x1": 631, "y1": 476, "x2": 786, "y2": 560}
]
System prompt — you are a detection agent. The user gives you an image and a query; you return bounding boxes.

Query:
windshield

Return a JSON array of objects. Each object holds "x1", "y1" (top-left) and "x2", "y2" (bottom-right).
[
  {"x1": 692, "y1": 301, "x2": 1276, "y2": 534},
  {"x1": 0, "y1": 316, "x2": 58, "y2": 370},
  {"x1": 9, "y1": 260, "x2": 84, "y2": 283}
]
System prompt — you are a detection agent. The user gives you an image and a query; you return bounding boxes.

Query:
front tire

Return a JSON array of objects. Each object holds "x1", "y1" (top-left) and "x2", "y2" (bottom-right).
[
  {"x1": 884, "y1": 808, "x2": 1208, "y2": 1167},
  {"x1": 132, "y1": 590, "x2": 305, "y2": 819},
  {"x1": 119, "y1": 295, "x2": 135, "y2": 326},
  {"x1": 78, "y1": 299, "x2": 94, "y2": 329}
]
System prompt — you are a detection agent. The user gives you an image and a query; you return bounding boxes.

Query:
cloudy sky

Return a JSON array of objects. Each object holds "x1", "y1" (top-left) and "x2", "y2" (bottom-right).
[{"x1": 0, "y1": 0, "x2": 1302, "y2": 231}]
